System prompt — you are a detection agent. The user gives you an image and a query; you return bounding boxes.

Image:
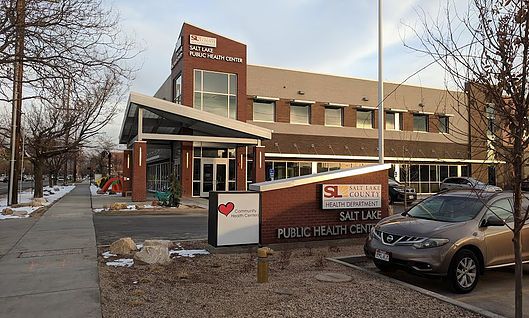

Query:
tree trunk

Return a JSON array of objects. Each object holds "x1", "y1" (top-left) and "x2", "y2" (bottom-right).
[
  {"x1": 513, "y1": 230, "x2": 523, "y2": 318},
  {"x1": 33, "y1": 159, "x2": 44, "y2": 198}
]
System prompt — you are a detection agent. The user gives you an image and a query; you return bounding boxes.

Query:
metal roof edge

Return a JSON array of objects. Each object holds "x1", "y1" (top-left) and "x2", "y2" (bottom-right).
[{"x1": 249, "y1": 163, "x2": 391, "y2": 192}]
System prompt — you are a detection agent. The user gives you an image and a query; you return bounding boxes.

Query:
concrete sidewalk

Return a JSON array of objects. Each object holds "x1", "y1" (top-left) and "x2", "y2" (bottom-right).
[{"x1": 0, "y1": 184, "x2": 101, "y2": 318}]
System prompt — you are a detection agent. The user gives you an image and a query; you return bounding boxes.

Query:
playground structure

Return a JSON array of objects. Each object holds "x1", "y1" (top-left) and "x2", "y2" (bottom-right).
[{"x1": 96, "y1": 176, "x2": 123, "y2": 194}]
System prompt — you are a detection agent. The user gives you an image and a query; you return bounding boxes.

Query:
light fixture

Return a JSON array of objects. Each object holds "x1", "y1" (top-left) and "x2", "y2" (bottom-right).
[
  {"x1": 362, "y1": 96, "x2": 369, "y2": 101},
  {"x1": 297, "y1": 90, "x2": 305, "y2": 95}
]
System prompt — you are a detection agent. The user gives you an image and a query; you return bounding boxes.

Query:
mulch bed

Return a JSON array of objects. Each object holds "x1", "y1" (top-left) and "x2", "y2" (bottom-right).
[{"x1": 98, "y1": 240, "x2": 484, "y2": 318}]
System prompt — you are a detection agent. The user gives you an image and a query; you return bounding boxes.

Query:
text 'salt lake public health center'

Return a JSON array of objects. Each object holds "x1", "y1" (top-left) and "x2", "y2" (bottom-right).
[{"x1": 119, "y1": 23, "x2": 501, "y2": 201}]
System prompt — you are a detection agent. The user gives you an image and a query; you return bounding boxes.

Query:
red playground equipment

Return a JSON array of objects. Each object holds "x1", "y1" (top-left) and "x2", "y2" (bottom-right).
[{"x1": 98, "y1": 177, "x2": 123, "y2": 194}]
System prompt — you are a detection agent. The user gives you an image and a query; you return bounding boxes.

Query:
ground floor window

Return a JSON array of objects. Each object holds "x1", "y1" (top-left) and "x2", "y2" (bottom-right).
[
  {"x1": 396, "y1": 163, "x2": 469, "y2": 194},
  {"x1": 147, "y1": 161, "x2": 171, "y2": 192}
]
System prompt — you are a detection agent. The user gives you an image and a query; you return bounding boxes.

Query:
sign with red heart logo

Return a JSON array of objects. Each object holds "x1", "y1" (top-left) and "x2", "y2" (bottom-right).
[{"x1": 217, "y1": 202, "x2": 235, "y2": 216}]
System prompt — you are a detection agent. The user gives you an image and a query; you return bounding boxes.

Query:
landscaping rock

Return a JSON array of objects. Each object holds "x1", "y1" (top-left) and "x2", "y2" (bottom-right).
[
  {"x1": 31, "y1": 198, "x2": 47, "y2": 207},
  {"x1": 151, "y1": 200, "x2": 159, "y2": 206},
  {"x1": 110, "y1": 202, "x2": 128, "y2": 210},
  {"x1": 12, "y1": 210, "x2": 28, "y2": 217},
  {"x1": 133, "y1": 245, "x2": 171, "y2": 265},
  {"x1": 2, "y1": 208, "x2": 13, "y2": 215},
  {"x1": 110, "y1": 237, "x2": 137, "y2": 255},
  {"x1": 143, "y1": 239, "x2": 173, "y2": 249}
]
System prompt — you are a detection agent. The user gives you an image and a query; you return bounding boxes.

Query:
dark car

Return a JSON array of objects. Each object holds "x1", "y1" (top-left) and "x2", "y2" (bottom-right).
[{"x1": 388, "y1": 178, "x2": 416, "y2": 203}]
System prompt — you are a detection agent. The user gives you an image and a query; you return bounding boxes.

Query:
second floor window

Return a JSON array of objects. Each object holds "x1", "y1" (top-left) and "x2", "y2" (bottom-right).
[
  {"x1": 173, "y1": 75, "x2": 181, "y2": 104},
  {"x1": 193, "y1": 69, "x2": 237, "y2": 119},
  {"x1": 439, "y1": 116, "x2": 449, "y2": 133},
  {"x1": 413, "y1": 114, "x2": 429, "y2": 132},
  {"x1": 290, "y1": 104, "x2": 310, "y2": 124},
  {"x1": 253, "y1": 100, "x2": 275, "y2": 122},
  {"x1": 386, "y1": 112, "x2": 402, "y2": 130},
  {"x1": 325, "y1": 107, "x2": 343, "y2": 126},
  {"x1": 357, "y1": 109, "x2": 374, "y2": 129}
]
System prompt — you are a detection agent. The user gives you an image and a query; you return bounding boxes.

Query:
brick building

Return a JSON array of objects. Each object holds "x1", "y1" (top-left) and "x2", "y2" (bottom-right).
[{"x1": 119, "y1": 23, "x2": 501, "y2": 201}]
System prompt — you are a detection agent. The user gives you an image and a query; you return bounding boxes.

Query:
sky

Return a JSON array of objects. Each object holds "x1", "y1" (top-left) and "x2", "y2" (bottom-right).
[{"x1": 106, "y1": 0, "x2": 456, "y2": 144}]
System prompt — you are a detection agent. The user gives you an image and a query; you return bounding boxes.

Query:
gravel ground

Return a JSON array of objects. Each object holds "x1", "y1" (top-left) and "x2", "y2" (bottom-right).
[{"x1": 98, "y1": 240, "x2": 484, "y2": 318}]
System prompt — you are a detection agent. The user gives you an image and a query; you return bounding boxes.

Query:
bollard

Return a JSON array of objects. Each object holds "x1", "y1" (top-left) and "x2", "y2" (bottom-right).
[{"x1": 257, "y1": 247, "x2": 273, "y2": 283}]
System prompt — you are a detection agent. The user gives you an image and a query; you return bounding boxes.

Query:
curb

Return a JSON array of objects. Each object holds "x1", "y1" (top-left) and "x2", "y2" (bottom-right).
[{"x1": 327, "y1": 257, "x2": 505, "y2": 318}]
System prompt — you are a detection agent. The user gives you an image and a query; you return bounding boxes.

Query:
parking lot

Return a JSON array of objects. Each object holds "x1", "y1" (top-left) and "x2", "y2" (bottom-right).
[{"x1": 337, "y1": 255, "x2": 529, "y2": 318}]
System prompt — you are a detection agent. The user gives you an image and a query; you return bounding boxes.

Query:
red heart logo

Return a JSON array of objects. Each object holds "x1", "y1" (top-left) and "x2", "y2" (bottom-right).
[{"x1": 218, "y1": 202, "x2": 235, "y2": 216}]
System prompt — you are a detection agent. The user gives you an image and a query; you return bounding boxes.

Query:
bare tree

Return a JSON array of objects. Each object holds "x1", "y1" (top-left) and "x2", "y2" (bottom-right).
[
  {"x1": 24, "y1": 73, "x2": 123, "y2": 198},
  {"x1": 0, "y1": 0, "x2": 138, "y2": 203},
  {"x1": 406, "y1": 1, "x2": 529, "y2": 316}
]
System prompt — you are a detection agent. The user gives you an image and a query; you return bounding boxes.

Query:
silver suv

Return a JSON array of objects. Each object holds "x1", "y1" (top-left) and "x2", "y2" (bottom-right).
[
  {"x1": 440, "y1": 177, "x2": 502, "y2": 192},
  {"x1": 364, "y1": 190, "x2": 529, "y2": 293}
]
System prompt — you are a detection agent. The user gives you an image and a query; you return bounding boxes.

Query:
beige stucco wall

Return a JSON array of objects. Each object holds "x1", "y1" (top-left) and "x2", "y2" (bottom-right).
[{"x1": 247, "y1": 65, "x2": 468, "y2": 145}]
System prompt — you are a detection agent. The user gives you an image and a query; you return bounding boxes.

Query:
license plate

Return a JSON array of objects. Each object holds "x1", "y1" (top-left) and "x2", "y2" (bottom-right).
[
  {"x1": 408, "y1": 195, "x2": 415, "y2": 199},
  {"x1": 375, "y1": 249, "x2": 390, "y2": 262}
]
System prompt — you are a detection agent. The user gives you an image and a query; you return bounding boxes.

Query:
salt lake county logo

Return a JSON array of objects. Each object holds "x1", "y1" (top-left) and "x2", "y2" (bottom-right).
[{"x1": 217, "y1": 202, "x2": 235, "y2": 216}]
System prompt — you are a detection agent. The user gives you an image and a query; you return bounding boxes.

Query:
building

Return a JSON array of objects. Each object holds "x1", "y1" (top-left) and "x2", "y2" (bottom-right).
[{"x1": 119, "y1": 23, "x2": 501, "y2": 201}]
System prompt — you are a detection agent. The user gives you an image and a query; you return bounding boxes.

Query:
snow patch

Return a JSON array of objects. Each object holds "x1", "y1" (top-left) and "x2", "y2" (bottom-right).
[
  {"x1": 0, "y1": 185, "x2": 75, "y2": 220},
  {"x1": 170, "y1": 249, "x2": 210, "y2": 258},
  {"x1": 102, "y1": 251, "x2": 117, "y2": 259},
  {"x1": 106, "y1": 258, "x2": 134, "y2": 267}
]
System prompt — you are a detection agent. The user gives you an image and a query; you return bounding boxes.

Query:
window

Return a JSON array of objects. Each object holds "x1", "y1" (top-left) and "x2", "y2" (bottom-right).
[
  {"x1": 173, "y1": 75, "x2": 182, "y2": 103},
  {"x1": 439, "y1": 116, "x2": 449, "y2": 133},
  {"x1": 253, "y1": 101, "x2": 275, "y2": 122},
  {"x1": 325, "y1": 107, "x2": 343, "y2": 126},
  {"x1": 193, "y1": 70, "x2": 237, "y2": 119},
  {"x1": 357, "y1": 109, "x2": 374, "y2": 129},
  {"x1": 386, "y1": 112, "x2": 401, "y2": 130},
  {"x1": 487, "y1": 199, "x2": 513, "y2": 223},
  {"x1": 413, "y1": 114, "x2": 429, "y2": 132},
  {"x1": 290, "y1": 104, "x2": 310, "y2": 124}
]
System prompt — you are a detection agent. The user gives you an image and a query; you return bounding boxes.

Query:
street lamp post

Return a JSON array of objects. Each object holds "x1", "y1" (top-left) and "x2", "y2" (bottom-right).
[{"x1": 377, "y1": 0, "x2": 384, "y2": 164}]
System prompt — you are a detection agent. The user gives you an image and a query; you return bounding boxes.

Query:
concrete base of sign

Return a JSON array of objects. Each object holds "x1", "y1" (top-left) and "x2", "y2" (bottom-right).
[{"x1": 315, "y1": 272, "x2": 352, "y2": 283}]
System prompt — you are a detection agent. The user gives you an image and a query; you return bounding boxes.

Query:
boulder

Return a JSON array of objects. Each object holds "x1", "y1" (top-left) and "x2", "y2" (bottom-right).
[
  {"x1": 12, "y1": 210, "x2": 28, "y2": 217},
  {"x1": 2, "y1": 208, "x2": 13, "y2": 215},
  {"x1": 110, "y1": 202, "x2": 128, "y2": 210},
  {"x1": 109, "y1": 237, "x2": 137, "y2": 255},
  {"x1": 31, "y1": 198, "x2": 47, "y2": 207},
  {"x1": 133, "y1": 245, "x2": 171, "y2": 265},
  {"x1": 143, "y1": 239, "x2": 173, "y2": 249},
  {"x1": 151, "y1": 200, "x2": 159, "y2": 206},
  {"x1": 53, "y1": 186, "x2": 60, "y2": 192}
]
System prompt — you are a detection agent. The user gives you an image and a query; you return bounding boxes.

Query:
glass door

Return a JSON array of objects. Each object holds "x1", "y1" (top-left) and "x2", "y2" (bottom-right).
[{"x1": 200, "y1": 159, "x2": 229, "y2": 197}]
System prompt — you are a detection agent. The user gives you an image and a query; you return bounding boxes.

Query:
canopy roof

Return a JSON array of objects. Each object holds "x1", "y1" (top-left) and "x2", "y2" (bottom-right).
[{"x1": 119, "y1": 92, "x2": 272, "y2": 145}]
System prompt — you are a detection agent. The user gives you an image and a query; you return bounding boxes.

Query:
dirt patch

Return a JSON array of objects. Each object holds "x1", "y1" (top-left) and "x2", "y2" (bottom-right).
[
  {"x1": 98, "y1": 241, "x2": 484, "y2": 318},
  {"x1": 96, "y1": 207, "x2": 206, "y2": 216},
  {"x1": 30, "y1": 206, "x2": 47, "y2": 218}
]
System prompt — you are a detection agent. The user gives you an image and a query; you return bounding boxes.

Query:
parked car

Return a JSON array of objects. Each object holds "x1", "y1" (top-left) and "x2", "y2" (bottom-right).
[
  {"x1": 0, "y1": 175, "x2": 7, "y2": 182},
  {"x1": 364, "y1": 190, "x2": 529, "y2": 293},
  {"x1": 440, "y1": 177, "x2": 502, "y2": 192},
  {"x1": 521, "y1": 178, "x2": 529, "y2": 191},
  {"x1": 388, "y1": 178, "x2": 416, "y2": 204}
]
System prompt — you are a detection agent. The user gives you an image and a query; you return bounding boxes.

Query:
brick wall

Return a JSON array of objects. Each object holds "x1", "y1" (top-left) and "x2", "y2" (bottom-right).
[{"x1": 259, "y1": 169, "x2": 389, "y2": 244}]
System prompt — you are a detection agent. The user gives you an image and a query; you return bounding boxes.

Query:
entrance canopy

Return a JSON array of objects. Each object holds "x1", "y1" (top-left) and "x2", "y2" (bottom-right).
[{"x1": 119, "y1": 92, "x2": 272, "y2": 146}]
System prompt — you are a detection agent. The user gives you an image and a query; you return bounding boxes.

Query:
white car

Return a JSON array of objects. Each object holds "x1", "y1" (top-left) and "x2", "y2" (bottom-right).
[{"x1": 440, "y1": 177, "x2": 502, "y2": 192}]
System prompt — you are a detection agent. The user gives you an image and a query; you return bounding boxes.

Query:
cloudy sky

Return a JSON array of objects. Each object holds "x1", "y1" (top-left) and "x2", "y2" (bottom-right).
[{"x1": 106, "y1": 0, "x2": 455, "y2": 142}]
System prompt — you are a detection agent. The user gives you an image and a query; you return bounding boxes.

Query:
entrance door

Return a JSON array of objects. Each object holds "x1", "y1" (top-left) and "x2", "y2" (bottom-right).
[{"x1": 200, "y1": 158, "x2": 228, "y2": 197}]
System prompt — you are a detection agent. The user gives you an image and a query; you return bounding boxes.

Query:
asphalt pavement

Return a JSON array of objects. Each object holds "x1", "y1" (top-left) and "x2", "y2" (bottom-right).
[{"x1": 93, "y1": 214, "x2": 208, "y2": 245}]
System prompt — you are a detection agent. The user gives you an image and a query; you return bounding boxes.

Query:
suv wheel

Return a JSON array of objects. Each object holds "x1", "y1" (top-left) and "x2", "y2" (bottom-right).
[
  {"x1": 448, "y1": 250, "x2": 479, "y2": 293},
  {"x1": 374, "y1": 260, "x2": 395, "y2": 273}
]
